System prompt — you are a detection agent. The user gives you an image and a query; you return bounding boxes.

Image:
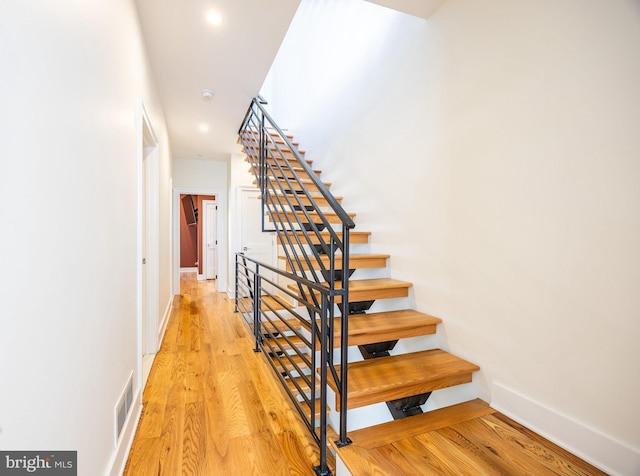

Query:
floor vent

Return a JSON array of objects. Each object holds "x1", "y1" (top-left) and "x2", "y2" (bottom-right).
[{"x1": 115, "y1": 371, "x2": 134, "y2": 445}]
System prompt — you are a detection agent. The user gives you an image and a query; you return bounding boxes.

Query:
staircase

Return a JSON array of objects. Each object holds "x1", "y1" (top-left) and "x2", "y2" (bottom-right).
[{"x1": 236, "y1": 97, "x2": 481, "y2": 476}]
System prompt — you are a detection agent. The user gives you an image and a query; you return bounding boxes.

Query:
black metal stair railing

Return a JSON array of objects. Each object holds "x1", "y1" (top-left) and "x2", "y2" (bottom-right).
[{"x1": 235, "y1": 96, "x2": 355, "y2": 476}]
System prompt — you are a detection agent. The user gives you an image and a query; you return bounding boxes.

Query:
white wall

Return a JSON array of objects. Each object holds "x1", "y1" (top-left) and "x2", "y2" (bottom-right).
[
  {"x1": 0, "y1": 1, "x2": 172, "y2": 474},
  {"x1": 263, "y1": 0, "x2": 640, "y2": 472},
  {"x1": 173, "y1": 157, "x2": 229, "y2": 191}
]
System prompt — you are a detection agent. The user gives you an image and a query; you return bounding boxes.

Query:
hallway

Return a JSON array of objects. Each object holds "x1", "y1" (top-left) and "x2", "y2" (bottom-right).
[{"x1": 123, "y1": 273, "x2": 325, "y2": 475}]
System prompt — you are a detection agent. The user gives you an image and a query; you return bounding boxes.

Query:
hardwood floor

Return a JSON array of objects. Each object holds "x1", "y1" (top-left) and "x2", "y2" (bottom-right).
[
  {"x1": 123, "y1": 273, "x2": 324, "y2": 475},
  {"x1": 123, "y1": 273, "x2": 605, "y2": 475}
]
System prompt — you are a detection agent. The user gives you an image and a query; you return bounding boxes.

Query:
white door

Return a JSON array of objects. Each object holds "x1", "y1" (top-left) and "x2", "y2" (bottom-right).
[
  {"x1": 239, "y1": 188, "x2": 276, "y2": 293},
  {"x1": 203, "y1": 200, "x2": 217, "y2": 280}
]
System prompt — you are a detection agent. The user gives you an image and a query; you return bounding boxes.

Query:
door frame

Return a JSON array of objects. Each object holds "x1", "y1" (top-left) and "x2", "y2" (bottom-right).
[{"x1": 172, "y1": 188, "x2": 226, "y2": 294}]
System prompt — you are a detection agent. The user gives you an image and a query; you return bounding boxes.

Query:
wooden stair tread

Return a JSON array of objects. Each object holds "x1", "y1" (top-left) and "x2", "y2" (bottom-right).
[
  {"x1": 345, "y1": 399, "x2": 495, "y2": 449},
  {"x1": 285, "y1": 377, "x2": 325, "y2": 420},
  {"x1": 237, "y1": 295, "x2": 289, "y2": 312},
  {"x1": 269, "y1": 152, "x2": 310, "y2": 163},
  {"x1": 342, "y1": 309, "x2": 441, "y2": 346},
  {"x1": 271, "y1": 351, "x2": 310, "y2": 373},
  {"x1": 267, "y1": 145, "x2": 307, "y2": 156},
  {"x1": 268, "y1": 136, "x2": 298, "y2": 146},
  {"x1": 263, "y1": 161, "x2": 321, "y2": 174},
  {"x1": 240, "y1": 144, "x2": 308, "y2": 159},
  {"x1": 285, "y1": 375, "x2": 318, "y2": 396},
  {"x1": 279, "y1": 253, "x2": 389, "y2": 272},
  {"x1": 260, "y1": 318, "x2": 302, "y2": 334},
  {"x1": 278, "y1": 230, "x2": 371, "y2": 245},
  {"x1": 328, "y1": 349, "x2": 479, "y2": 409},
  {"x1": 264, "y1": 334, "x2": 307, "y2": 352},
  {"x1": 253, "y1": 178, "x2": 331, "y2": 191},
  {"x1": 238, "y1": 131, "x2": 299, "y2": 147},
  {"x1": 287, "y1": 278, "x2": 413, "y2": 303},
  {"x1": 268, "y1": 210, "x2": 356, "y2": 225},
  {"x1": 247, "y1": 165, "x2": 322, "y2": 178},
  {"x1": 267, "y1": 193, "x2": 344, "y2": 208}
]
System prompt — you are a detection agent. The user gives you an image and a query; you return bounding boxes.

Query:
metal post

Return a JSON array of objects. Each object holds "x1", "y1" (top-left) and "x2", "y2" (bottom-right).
[
  {"x1": 253, "y1": 264, "x2": 261, "y2": 353},
  {"x1": 337, "y1": 224, "x2": 352, "y2": 447},
  {"x1": 314, "y1": 293, "x2": 331, "y2": 476},
  {"x1": 259, "y1": 109, "x2": 267, "y2": 233},
  {"x1": 234, "y1": 254, "x2": 239, "y2": 312}
]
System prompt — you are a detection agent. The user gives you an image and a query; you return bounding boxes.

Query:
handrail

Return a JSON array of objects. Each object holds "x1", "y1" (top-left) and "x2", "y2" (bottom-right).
[
  {"x1": 237, "y1": 96, "x2": 354, "y2": 476},
  {"x1": 240, "y1": 99, "x2": 355, "y2": 231}
]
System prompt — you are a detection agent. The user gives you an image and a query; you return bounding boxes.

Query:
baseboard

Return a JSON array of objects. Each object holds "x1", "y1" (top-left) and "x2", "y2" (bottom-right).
[
  {"x1": 491, "y1": 383, "x2": 640, "y2": 476},
  {"x1": 157, "y1": 296, "x2": 173, "y2": 346},
  {"x1": 106, "y1": 388, "x2": 142, "y2": 476},
  {"x1": 196, "y1": 273, "x2": 205, "y2": 281},
  {"x1": 179, "y1": 267, "x2": 197, "y2": 273},
  {"x1": 226, "y1": 285, "x2": 235, "y2": 299}
]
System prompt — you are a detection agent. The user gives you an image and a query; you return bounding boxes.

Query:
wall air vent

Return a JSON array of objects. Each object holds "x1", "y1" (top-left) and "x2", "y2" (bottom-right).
[{"x1": 114, "y1": 371, "x2": 134, "y2": 446}]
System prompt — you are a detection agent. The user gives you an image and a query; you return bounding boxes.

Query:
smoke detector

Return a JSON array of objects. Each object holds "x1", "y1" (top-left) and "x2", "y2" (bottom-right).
[{"x1": 201, "y1": 89, "x2": 215, "y2": 101}]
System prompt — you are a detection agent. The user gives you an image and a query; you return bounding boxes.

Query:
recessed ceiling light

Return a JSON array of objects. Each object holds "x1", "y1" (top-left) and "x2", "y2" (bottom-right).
[
  {"x1": 207, "y1": 12, "x2": 222, "y2": 26},
  {"x1": 198, "y1": 124, "x2": 209, "y2": 132}
]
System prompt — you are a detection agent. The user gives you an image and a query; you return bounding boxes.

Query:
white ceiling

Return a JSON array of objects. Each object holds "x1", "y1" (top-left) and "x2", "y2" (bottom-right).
[{"x1": 134, "y1": 0, "x2": 301, "y2": 161}]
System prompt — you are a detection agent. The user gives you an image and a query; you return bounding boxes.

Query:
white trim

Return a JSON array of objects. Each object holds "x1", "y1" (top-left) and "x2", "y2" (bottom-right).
[
  {"x1": 180, "y1": 267, "x2": 198, "y2": 273},
  {"x1": 491, "y1": 383, "x2": 640, "y2": 476},
  {"x1": 107, "y1": 387, "x2": 142, "y2": 476},
  {"x1": 157, "y1": 295, "x2": 173, "y2": 348}
]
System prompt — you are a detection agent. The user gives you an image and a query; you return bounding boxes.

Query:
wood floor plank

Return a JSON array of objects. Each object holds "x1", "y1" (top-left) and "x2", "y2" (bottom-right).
[
  {"x1": 481, "y1": 414, "x2": 608, "y2": 476},
  {"x1": 122, "y1": 437, "x2": 161, "y2": 476},
  {"x1": 417, "y1": 428, "x2": 505, "y2": 475},
  {"x1": 217, "y1": 371, "x2": 251, "y2": 439},
  {"x1": 181, "y1": 401, "x2": 208, "y2": 475},
  {"x1": 184, "y1": 351, "x2": 204, "y2": 404},
  {"x1": 390, "y1": 436, "x2": 459, "y2": 475},
  {"x1": 431, "y1": 425, "x2": 511, "y2": 474},
  {"x1": 372, "y1": 442, "x2": 441, "y2": 476},
  {"x1": 449, "y1": 418, "x2": 559, "y2": 476},
  {"x1": 276, "y1": 429, "x2": 320, "y2": 476},
  {"x1": 136, "y1": 399, "x2": 167, "y2": 440},
  {"x1": 202, "y1": 395, "x2": 234, "y2": 472},
  {"x1": 156, "y1": 377, "x2": 186, "y2": 475}
]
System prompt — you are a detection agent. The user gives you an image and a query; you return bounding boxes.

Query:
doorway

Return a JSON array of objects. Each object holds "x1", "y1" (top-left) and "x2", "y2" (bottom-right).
[{"x1": 172, "y1": 189, "x2": 226, "y2": 295}]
